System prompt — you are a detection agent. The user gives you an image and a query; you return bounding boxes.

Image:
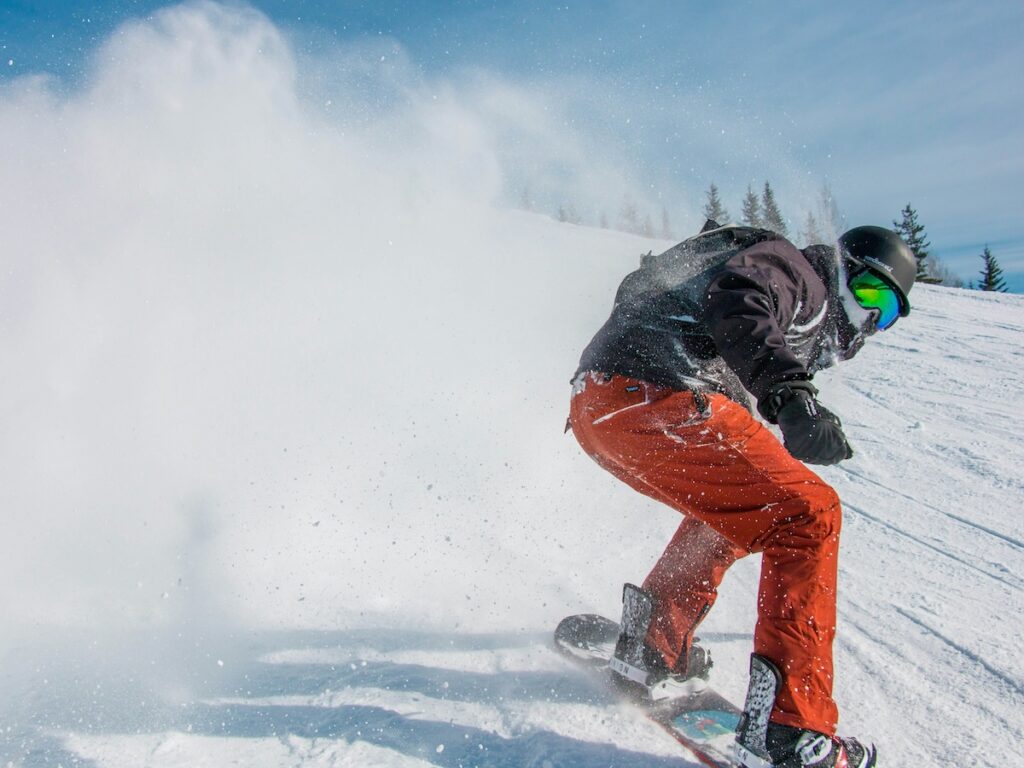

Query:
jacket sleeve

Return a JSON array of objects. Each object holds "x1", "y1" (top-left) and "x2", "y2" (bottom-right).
[{"x1": 702, "y1": 239, "x2": 814, "y2": 402}]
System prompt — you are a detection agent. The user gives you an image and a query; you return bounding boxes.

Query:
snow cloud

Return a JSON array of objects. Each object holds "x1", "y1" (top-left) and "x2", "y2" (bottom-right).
[{"x1": 0, "y1": 2, "x2": 675, "y2": 648}]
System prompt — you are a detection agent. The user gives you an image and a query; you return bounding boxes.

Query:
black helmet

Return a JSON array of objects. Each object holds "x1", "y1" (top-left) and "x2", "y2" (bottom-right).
[{"x1": 838, "y1": 226, "x2": 915, "y2": 316}]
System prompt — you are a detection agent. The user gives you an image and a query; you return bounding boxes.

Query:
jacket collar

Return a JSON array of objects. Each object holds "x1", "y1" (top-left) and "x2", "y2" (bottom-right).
[{"x1": 802, "y1": 244, "x2": 876, "y2": 363}]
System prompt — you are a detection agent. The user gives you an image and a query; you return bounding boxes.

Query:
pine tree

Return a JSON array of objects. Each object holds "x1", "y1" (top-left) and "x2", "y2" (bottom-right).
[
  {"x1": 817, "y1": 183, "x2": 845, "y2": 242},
  {"x1": 800, "y1": 211, "x2": 823, "y2": 246},
  {"x1": 660, "y1": 205, "x2": 674, "y2": 239},
  {"x1": 761, "y1": 181, "x2": 787, "y2": 234},
  {"x1": 619, "y1": 197, "x2": 640, "y2": 234},
  {"x1": 556, "y1": 204, "x2": 582, "y2": 224},
  {"x1": 741, "y1": 186, "x2": 762, "y2": 227},
  {"x1": 978, "y1": 246, "x2": 1008, "y2": 292},
  {"x1": 893, "y1": 203, "x2": 932, "y2": 281},
  {"x1": 703, "y1": 183, "x2": 729, "y2": 225},
  {"x1": 641, "y1": 213, "x2": 655, "y2": 238}
]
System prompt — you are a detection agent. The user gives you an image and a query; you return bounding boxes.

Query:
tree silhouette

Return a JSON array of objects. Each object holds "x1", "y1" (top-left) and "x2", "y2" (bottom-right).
[
  {"x1": 761, "y1": 182, "x2": 786, "y2": 234},
  {"x1": 741, "y1": 186, "x2": 762, "y2": 227},
  {"x1": 978, "y1": 246, "x2": 1008, "y2": 292},
  {"x1": 642, "y1": 213, "x2": 655, "y2": 238},
  {"x1": 816, "y1": 183, "x2": 845, "y2": 241},
  {"x1": 661, "y1": 205, "x2": 674, "y2": 239},
  {"x1": 619, "y1": 197, "x2": 640, "y2": 234},
  {"x1": 800, "y1": 211, "x2": 823, "y2": 246},
  {"x1": 703, "y1": 183, "x2": 729, "y2": 225},
  {"x1": 893, "y1": 203, "x2": 932, "y2": 281}
]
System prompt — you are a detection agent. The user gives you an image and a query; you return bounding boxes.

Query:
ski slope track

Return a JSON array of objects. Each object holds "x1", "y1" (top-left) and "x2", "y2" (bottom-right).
[{"x1": 3, "y1": 215, "x2": 1023, "y2": 768}]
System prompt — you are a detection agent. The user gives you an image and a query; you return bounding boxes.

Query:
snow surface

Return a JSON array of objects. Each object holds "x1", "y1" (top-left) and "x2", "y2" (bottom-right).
[
  {"x1": 2, "y1": 4, "x2": 1023, "y2": 767},
  {"x1": 4, "y1": 214, "x2": 1022, "y2": 766}
]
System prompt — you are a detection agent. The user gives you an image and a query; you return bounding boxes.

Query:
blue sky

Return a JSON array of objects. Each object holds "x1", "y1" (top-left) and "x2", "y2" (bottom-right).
[{"x1": 3, "y1": 0, "x2": 1022, "y2": 289}]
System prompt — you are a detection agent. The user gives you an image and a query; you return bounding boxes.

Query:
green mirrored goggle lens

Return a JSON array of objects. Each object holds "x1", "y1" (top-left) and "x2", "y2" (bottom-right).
[{"x1": 849, "y1": 271, "x2": 901, "y2": 330}]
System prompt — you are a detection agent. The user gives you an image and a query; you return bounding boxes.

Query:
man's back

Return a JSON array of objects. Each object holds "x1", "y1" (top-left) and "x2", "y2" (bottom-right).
[{"x1": 575, "y1": 223, "x2": 838, "y2": 407}]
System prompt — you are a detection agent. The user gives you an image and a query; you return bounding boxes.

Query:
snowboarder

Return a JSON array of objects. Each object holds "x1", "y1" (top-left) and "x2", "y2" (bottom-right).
[{"x1": 568, "y1": 220, "x2": 916, "y2": 767}]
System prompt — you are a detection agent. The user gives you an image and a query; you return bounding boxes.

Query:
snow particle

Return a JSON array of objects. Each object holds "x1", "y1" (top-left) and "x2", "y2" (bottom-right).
[{"x1": 436, "y1": 745, "x2": 444, "y2": 754}]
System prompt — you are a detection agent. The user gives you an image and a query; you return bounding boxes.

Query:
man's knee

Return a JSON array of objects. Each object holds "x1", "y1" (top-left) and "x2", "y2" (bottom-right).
[
  {"x1": 767, "y1": 482, "x2": 842, "y2": 549},
  {"x1": 813, "y1": 483, "x2": 842, "y2": 523}
]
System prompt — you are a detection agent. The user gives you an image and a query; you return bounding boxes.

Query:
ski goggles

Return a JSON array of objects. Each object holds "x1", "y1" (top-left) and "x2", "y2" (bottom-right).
[{"x1": 848, "y1": 270, "x2": 902, "y2": 330}]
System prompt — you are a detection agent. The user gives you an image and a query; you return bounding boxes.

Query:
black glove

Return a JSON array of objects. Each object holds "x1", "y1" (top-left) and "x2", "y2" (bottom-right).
[{"x1": 760, "y1": 381, "x2": 853, "y2": 465}]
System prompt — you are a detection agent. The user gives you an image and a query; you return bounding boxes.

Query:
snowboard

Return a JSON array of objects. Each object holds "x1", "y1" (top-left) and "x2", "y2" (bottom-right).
[{"x1": 554, "y1": 613, "x2": 746, "y2": 768}]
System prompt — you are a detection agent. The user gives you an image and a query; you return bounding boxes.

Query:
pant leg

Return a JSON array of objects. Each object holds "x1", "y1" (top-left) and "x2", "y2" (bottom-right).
[
  {"x1": 569, "y1": 374, "x2": 842, "y2": 735},
  {"x1": 642, "y1": 515, "x2": 746, "y2": 672}
]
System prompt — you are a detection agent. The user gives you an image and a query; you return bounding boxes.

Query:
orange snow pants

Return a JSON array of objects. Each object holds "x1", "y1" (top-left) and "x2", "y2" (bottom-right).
[{"x1": 569, "y1": 373, "x2": 842, "y2": 735}]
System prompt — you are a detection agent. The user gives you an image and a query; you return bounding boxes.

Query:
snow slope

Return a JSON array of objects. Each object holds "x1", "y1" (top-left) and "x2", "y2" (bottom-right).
[
  {"x1": 2, "y1": 5, "x2": 1022, "y2": 767},
  {"x1": 3, "y1": 210, "x2": 1022, "y2": 768}
]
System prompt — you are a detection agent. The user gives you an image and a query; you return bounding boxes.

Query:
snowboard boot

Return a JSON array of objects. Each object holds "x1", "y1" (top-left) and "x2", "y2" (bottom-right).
[
  {"x1": 608, "y1": 583, "x2": 712, "y2": 701},
  {"x1": 735, "y1": 654, "x2": 877, "y2": 768}
]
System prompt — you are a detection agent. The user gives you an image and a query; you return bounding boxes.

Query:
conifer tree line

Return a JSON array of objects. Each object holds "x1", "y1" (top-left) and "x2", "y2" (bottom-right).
[
  {"x1": 534, "y1": 183, "x2": 1009, "y2": 292},
  {"x1": 700, "y1": 180, "x2": 850, "y2": 250},
  {"x1": 536, "y1": 181, "x2": 843, "y2": 246},
  {"x1": 891, "y1": 203, "x2": 1010, "y2": 291}
]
